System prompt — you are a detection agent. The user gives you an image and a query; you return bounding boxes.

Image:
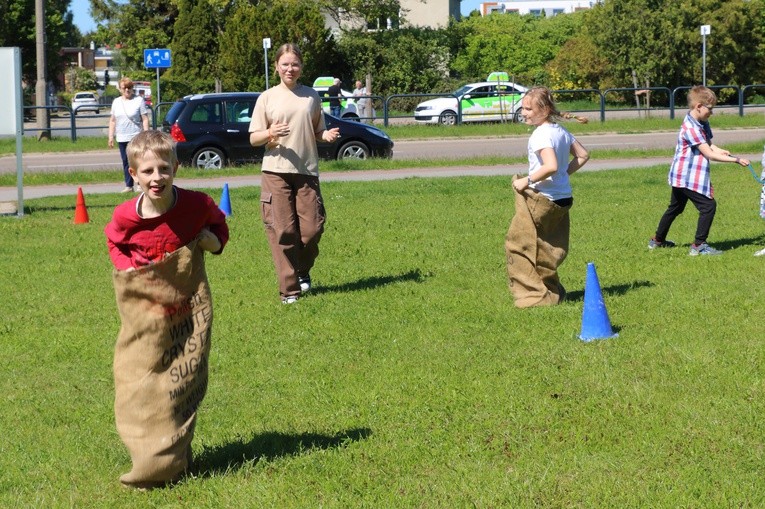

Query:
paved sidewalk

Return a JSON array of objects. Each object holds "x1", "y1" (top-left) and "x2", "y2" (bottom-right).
[{"x1": 0, "y1": 156, "x2": 687, "y2": 203}]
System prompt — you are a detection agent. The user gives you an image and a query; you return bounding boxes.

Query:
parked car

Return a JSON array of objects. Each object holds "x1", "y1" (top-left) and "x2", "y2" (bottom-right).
[
  {"x1": 162, "y1": 92, "x2": 393, "y2": 169},
  {"x1": 71, "y1": 91, "x2": 100, "y2": 115},
  {"x1": 414, "y1": 74, "x2": 527, "y2": 126},
  {"x1": 312, "y1": 77, "x2": 361, "y2": 120}
]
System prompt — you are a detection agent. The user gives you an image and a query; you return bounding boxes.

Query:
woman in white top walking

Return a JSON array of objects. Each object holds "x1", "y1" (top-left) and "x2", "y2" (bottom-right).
[{"x1": 108, "y1": 77, "x2": 150, "y2": 192}]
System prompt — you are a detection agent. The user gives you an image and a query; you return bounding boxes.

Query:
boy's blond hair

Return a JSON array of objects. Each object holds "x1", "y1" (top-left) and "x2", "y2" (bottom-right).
[
  {"x1": 126, "y1": 130, "x2": 177, "y2": 169},
  {"x1": 687, "y1": 85, "x2": 717, "y2": 108}
]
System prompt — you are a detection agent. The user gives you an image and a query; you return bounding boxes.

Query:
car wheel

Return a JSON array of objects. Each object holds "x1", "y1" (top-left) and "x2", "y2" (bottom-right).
[
  {"x1": 512, "y1": 110, "x2": 522, "y2": 123},
  {"x1": 439, "y1": 110, "x2": 457, "y2": 126},
  {"x1": 192, "y1": 147, "x2": 225, "y2": 169},
  {"x1": 343, "y1": 113, "x2": 360, "y2": 122},
  {"x1": 337, "y1": 141, "x2": 370, "y2": 160}
]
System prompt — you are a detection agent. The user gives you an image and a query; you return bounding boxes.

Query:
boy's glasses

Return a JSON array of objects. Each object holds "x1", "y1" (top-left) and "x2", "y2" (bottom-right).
[{"x1": 702, "y1": 104, "x2": 714, "y2": 112}]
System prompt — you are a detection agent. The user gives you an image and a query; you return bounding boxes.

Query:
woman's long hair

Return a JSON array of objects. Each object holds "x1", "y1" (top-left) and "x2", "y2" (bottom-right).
[{"x1": 524, "y1": 86, "x2": 588, "y2": 124}]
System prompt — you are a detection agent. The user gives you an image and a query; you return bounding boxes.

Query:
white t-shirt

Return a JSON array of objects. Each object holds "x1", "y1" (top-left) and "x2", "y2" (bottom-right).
[
  {"x1": 111, "y1": 96, "x2": 148, "y2": 143},
  {"x1": 527, "y1": 122, "x2": 576, "y2": 201}
]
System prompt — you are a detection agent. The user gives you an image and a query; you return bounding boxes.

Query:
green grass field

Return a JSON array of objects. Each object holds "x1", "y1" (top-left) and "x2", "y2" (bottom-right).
[{"x1": 2, "y1": 165, "x2": 765, "y2": 507}]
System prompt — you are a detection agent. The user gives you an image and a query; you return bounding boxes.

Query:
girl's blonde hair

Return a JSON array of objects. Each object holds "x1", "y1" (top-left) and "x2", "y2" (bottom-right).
[
  {"x1": 274, "y1": 43, "x2": 303, "y2": 65},
  {"x1": 524, "y1": 86, "x2": 588, "y2": 124}
]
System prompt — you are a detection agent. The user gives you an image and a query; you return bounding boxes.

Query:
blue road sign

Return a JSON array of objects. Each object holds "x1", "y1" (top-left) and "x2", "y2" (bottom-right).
[{"x1": 144, "y1": 49, "x2": 172, "y2": 69}]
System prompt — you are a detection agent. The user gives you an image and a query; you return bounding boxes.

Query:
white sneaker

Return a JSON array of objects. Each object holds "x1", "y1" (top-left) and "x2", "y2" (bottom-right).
[
  {"x1": 754, "y1": 247, "x2": 765, "y2": 257},
  {"x1": 282, "y1": 295, "x2": 299, "y2": 304},
  {"x1": 298, "y1": 275, "x2": 312, "y2": 293},
  {"x1": 120, "y1": 186, "x2": 133, "y2": 193}
]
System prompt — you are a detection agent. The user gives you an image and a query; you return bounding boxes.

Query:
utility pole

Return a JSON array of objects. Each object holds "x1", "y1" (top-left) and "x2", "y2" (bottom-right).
[{"x1": 35, "y1": 0, "x2": 50, "y2": 140}]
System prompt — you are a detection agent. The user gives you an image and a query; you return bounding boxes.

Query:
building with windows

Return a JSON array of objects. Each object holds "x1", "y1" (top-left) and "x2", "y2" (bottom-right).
[
  {"x1": 479, "y1": 0, "x2": 600, "y2": 16},
  {"x1": 324, "y1": 0, "x2": 461, "y2": 33}
]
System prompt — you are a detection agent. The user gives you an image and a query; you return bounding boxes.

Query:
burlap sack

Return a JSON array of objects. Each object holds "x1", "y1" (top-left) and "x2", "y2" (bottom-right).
[
  {"x1": 111, "y1": 240, "x2": 212, "y2": 487},
  {"x1": 505, "y1": 176, "x2": 571, "y2": 308}
]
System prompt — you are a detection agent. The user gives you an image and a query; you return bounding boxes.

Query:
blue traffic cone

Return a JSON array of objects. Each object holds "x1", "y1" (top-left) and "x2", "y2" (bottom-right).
[
  {"x1": 579, "y1": 262, "x2": 618, "y2": 342},
  {"x1": 219, "y1": 183, "x2": 232, "y2": 216}
]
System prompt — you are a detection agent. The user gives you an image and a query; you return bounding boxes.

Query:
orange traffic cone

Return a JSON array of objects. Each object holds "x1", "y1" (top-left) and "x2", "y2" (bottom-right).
[{"x1": 74, "y1": 187, "x2": 90, "y2": 224}]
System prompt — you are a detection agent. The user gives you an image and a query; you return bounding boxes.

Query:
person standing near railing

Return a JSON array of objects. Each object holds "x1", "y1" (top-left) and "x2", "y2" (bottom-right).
[{"x1": 108, "y1": 77, "x2": 150, "y2": 193}]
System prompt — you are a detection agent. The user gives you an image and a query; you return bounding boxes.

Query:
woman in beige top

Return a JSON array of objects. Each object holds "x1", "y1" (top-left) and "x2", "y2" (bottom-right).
[{"x1": 250, "y1": 43, "x2": 339, "y2": 304}]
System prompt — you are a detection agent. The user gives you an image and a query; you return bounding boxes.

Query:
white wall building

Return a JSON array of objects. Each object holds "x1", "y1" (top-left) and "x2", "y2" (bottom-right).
[
  {"x1": 479, "y1": 0, "x2": 601, "y2": 17},
  {"x1": 324, "y1": 0, "x2": 461, "y2": 34}
]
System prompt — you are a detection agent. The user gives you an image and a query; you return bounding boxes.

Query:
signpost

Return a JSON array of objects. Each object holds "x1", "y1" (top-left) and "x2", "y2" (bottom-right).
[
  {"x1": 700, "y1": 25, "x2": 711, "y2": 86},
  {"x1": 263, "y1": 38, "x2": 271, "y2": 90},
  {"x1": 143, "y1": 48, "x2": 172, "y2": 108},
  {"x1": 0, "y1": 48, "x2": 23, "y2": 216}
]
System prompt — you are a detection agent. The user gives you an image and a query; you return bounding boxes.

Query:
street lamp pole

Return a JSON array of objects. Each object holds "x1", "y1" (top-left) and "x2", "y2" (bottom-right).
[
  {"x1": 701, "y1": 24, "x2": 711, "y2": 86},
  {"x1": 263, "y1": 38, "x2": 271, "y2": 90}
]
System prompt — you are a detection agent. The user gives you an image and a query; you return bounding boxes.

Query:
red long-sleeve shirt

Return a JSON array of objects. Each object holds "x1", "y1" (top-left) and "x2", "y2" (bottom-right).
[{"x1": 105, "y1": 187, "x2": 229, "y2": 270}]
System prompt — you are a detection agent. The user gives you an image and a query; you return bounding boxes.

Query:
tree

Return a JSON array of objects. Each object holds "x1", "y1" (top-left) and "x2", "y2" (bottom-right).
[
  {"x1": 586, "y1": 0, "x2": 765, "y2": 88},
  {"x1": 216, "y1": 0, "x2": 339, "y2": 93},
  {"x1": 336, "y1": 27, "x2": 450, "y2": 99},
  {"x1": 166, "y1": 0, "x2": 220, "y2": 94},
  {"x1": 94, "y1": 0, "x2": 177, "y2": 79},
  {"x1": 449, "y1": 11, "x2": 585, "y2": 85},
  {"x1": 0, "y1": 0, "x2": 80, "y2": 86},
  {"x1": 319, "y1": 0, "x2": 405, "y2": 30}
]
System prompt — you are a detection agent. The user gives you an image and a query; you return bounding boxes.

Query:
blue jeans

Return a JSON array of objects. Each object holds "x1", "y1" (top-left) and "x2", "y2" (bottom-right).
[
  {"x1": 330, "y1": 106, "x2": 341, "y2": 117},
  {"x1": 118, "y1": 142, "x2": 133, "y2": 187}
]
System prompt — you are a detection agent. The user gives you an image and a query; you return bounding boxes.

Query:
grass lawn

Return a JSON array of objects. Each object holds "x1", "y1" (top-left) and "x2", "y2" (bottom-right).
[{"x1": 2, "y1": 166, "x2": 765, "y2": 507}]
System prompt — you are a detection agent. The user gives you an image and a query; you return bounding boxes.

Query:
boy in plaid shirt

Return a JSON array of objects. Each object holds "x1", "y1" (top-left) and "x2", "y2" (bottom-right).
[{"x1": 649, "y1": 85, "x2": 749, "y2": 255}]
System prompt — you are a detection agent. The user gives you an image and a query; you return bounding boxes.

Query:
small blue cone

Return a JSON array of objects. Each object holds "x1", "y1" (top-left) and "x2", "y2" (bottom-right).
[
  {"x1": 579, "y1": 262, "x2": 618, "y2": 342},
  {"x1": 219, "y1": 183, "x2": 232, "y2": 217}
]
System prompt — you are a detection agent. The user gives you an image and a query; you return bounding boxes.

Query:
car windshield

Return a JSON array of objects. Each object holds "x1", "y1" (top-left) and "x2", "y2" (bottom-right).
[{"x1": 453, "y1": 85, "x2": 472, "y2": 97}]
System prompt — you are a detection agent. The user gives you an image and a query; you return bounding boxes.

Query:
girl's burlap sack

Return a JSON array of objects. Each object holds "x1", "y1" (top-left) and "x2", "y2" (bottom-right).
[
  {"x1": 111, "y1": 241, "x2": 212, "y2": 486},
  {"x1": 505, "y1": 176, "x2": 570, "y2": 308}
]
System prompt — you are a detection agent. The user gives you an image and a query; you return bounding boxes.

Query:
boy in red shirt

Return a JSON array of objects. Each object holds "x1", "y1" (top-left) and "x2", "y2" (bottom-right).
[
  {"x1": 104, "y1": 130, "x2": 228, "y2": 489},
  {"x1": 105, "y1": 130, "x2": 228, "y2": 268}
]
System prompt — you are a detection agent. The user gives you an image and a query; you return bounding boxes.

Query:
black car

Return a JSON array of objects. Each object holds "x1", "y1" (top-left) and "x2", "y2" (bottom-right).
[{"x1": 162, "y1": 92, "x2": 394, "y2": 169}]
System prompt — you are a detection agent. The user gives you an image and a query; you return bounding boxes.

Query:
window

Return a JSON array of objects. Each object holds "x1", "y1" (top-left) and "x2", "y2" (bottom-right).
[
  {"x1": 468, "y1": 86, "x2": 495, "y2": 99},
  {"x1": 227, "y1": 100, "x2": 256, "y2": 123},
  {"x1": 190, "y1": 102, "x2": 222, "y2": 123},
  {"x1": 529, "y1": 9, "x2": 542, "y2": 16}
]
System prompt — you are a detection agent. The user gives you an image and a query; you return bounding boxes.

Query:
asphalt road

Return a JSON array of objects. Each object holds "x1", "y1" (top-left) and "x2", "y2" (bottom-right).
[
  {"x1": 2, "y1": 129, "x2": 764, "y2": 175},
  {"x1": 1, "y1": 130, "x2": 763, "y2": 203}
]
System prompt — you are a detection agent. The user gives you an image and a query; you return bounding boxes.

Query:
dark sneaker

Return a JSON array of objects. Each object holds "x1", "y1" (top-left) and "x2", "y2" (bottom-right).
[
  {"x1": 298, "y1": 275, "x2": 312, "y2": 293},
  {"x1": 689, "y1": 243, "x2": 722, "y2": 256},
  {"x1": 648, "y1": 238, "x2": 676, "y2": 249}
]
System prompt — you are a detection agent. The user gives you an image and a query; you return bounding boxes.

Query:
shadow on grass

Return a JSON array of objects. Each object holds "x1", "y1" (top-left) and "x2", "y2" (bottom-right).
[
  {"x1": 714, "y1": 234, "x2": 765, "y2": 251},
  {"x1": 312, "y1": 269, "x2": 426, "y2": 295},
  {"x1": 565, "y1": 280, "x2": 653, "y2": 303},
  {"x1": 193, "y1": 427, "x2": 372, "y2": 476}
]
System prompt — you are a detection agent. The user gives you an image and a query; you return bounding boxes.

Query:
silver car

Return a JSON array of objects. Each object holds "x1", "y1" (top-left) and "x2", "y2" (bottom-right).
[{"x1": 71, "y1": 92, "x2": 100, "y2": 115}]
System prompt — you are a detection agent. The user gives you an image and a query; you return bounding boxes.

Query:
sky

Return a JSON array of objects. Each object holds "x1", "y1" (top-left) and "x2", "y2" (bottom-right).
[
  {"x1": 71, "y1": 0, "x2": 96, "y2": 34},
  {"x1": 70, "y1": 0, "x2": 485, "y2": 34}
]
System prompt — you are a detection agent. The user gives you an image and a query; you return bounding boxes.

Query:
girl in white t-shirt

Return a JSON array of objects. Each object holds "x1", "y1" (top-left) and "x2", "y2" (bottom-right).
[
  {"x1": 108, "y1": 77, "x2": 149, "y2": 192},
  {"x1": 505, "y1": 87, "x2": 589, "y2": 308}
]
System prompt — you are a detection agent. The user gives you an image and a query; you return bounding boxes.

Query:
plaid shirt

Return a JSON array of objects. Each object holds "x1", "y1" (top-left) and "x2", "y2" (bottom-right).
[{"x1": 668, "y1": 113, "x2": 714, "y2": 198}]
